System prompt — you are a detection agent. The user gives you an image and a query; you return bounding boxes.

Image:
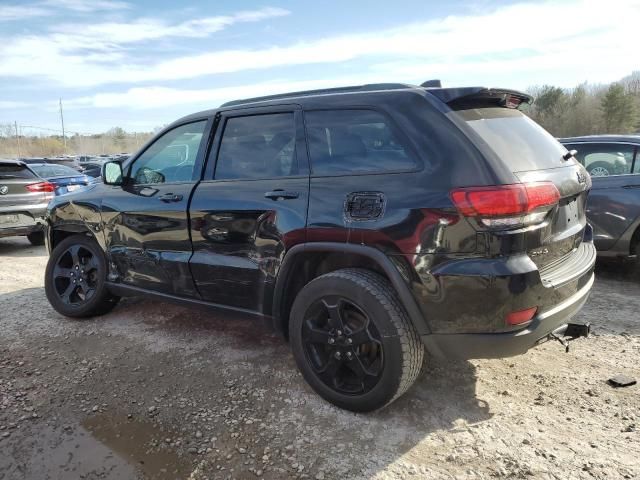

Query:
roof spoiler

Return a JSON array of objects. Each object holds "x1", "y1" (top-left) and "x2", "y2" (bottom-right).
[{"x1": 427, "y1": 87, "x2": 533, "y2": 109}]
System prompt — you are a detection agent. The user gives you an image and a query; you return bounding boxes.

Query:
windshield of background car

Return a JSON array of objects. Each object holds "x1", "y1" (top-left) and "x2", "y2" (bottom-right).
[
  {"x1": 31, "y1": 164, "x2": 80, "y2": 178},
  {"x1": 454, "y1": 107, "x2": 568, "y2": 171}
]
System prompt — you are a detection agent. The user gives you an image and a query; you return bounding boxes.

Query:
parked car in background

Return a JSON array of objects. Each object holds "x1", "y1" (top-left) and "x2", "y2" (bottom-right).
[
  {"x1": 29, "y1": 163, "x2": 91, "y2": 196},
  {"x1": 0, "y1": 160, "x2": 53, "y2": 244},
  {"x1": 560, "y1": 135, "x2": 640, "y2": 263},
  {"x1": 76, "y1": 162, "x2": 104, "y2": 178},
  {"x1": 43, "y1": 82, "x2": 595, "y2": 411},
  {"x1": 20, "y1": 157, "x2": 49, "y2": 165}
]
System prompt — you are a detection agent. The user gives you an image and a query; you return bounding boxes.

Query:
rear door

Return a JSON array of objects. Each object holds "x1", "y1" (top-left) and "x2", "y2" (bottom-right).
[
  {"x1": 189, "y1": 106, "x2": 309, "y2": 313},
  {"x1": 563, "y1": 142, "x2": 639, "y2": 251},
  {"x1": 455, "y1": 107, "x2": 591, "y2": 270},
  {"x1": 101, "y1": 119, "x2": 211, "y2": 297}
]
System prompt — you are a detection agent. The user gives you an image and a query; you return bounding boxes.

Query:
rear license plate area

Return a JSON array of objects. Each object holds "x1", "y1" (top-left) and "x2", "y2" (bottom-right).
[{"x1": 0, "y1": 214, "x2": 19, "y2": 225}]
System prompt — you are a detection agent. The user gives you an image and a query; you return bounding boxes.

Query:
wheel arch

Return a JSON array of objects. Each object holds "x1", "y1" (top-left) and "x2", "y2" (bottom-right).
[
  {"x1": 604, "y1": 215, "x2": 640, "y2": 258},
  {"x1": 272, "y1": 242, "x2": 431, "y2": 339},
  {"x1": 48, "y1": 223, "x2": 100, "y2": 252}
]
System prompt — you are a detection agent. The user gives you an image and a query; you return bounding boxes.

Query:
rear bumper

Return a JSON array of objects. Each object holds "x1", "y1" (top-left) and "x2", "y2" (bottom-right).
[
  {"x1": 0, "y1": 224, "x2": 43, "y2": 238},
  {"x1": 422, "y1": 272, "x2": 594, "y2": 359},
  {"x1": 0, "y1": 205, "x2": 47, "y2": 238}
]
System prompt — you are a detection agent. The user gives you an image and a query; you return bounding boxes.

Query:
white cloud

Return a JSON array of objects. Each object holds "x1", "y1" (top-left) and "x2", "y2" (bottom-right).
[
  {"x1": 0, "y1": 0, "x2": 636, "y2": 89},
  {"x1": 40, "y1": 0, "x2": 130, "y2": 11},
  {"x1": 0, "y1": 100, "x2": 32, "y2": 109},
  {"x1": 0, "y1": 5, "x2": 49, "y2": 21},
  {"x1": 49, "y1": 6, "x2": 289, "y2": 48},
  {"x1": 60, "y1": 79, "x2": 369, "y2": 110},
  {"x1": 0, "y1": 0, "x2": 129, "y2": 21}
]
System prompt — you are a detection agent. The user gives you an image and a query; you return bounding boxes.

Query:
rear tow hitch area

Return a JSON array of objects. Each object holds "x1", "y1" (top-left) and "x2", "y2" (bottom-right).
[{"x1": 548, "y1": 323, "x2": 591, "y2": 353}]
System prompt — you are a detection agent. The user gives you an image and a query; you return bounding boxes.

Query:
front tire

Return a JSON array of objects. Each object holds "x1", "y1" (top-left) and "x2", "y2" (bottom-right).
[
  {"x1": 45, "y1": 234, "x2": 119, "y2": 318},
  {"x1": 289, "y1": 268, "x2": 423, "y2": 412}
]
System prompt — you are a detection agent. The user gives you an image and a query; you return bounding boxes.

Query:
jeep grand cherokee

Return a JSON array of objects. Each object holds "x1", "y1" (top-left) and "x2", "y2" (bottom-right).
[{"x1": 42, "y1": 82, "x2": 595, "y2": 411}]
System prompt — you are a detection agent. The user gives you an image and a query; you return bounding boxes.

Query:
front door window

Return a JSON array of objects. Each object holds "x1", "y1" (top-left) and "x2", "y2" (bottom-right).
[{"x1": 128, "y1": 121, "x2": 207, "y2": 184}]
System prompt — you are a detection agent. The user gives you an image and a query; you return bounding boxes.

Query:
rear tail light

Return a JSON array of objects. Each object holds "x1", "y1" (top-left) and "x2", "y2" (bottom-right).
[
  {"x1": 506, "y1": 307, "x2": 538, "y2": 326},
  {"x1": 25, "y1": 181, "x2": 55, "y2": 193},
  {"x1": 450, "y1": 182, "x2": 560, "y2": 229}
]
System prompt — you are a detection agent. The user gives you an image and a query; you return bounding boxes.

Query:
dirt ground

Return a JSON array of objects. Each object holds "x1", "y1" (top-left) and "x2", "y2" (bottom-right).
[{"x1": 0, "y1": 236, "x2": 638, "y2": 480}]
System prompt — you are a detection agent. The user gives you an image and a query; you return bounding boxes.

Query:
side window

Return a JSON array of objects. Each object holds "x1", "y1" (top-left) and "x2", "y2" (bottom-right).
[
  {"x1": 129, "y1": 121, "x2": 207, "y2": 185},
  {"x1": 567, "y1": 143, "x2": 634, "y2": 177},
  {"x1": 304, "y1": 109, "x2": 417, "y2": 175},
  {"x1": 215, "y1": 113, "x2": 297, "y2": 180}
]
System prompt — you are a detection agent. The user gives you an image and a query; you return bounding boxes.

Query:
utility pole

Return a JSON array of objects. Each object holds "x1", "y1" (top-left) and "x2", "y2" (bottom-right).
[
  {"x1": 59, "y1": 98, "x2": 66, "y2": 152},
  {"x1": 14, "y1": 121, "x2": 21, "y2": 159}
]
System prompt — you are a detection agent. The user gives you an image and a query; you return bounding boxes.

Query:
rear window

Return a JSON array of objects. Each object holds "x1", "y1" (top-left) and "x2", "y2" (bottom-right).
[
  {"x1": 305, "y1": 109, "x2": 417, "y2": 175},
  {"x1": 0, "y1": 164, "x2": 36, "y2": 180},
  {"x1": 31, "y1": 164, "x2": 80, "y2": 178},
  {"x1": 455, "y1": 108, "x2": 567, "y2": 171}
]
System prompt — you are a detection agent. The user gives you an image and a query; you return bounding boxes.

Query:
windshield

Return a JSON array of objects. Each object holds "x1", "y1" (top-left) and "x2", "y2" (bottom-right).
[
  {"x1": 31, "y1": 164, "x2": 81, "y2": 178},
  {"x1": 455, "y1": 108, "x2": 568, "y2": 172}
]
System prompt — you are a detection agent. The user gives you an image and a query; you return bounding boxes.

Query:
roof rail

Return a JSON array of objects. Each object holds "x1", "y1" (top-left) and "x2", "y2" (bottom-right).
[{"x1": 220, "y1": 83, "x2": 417, "y2": 107}]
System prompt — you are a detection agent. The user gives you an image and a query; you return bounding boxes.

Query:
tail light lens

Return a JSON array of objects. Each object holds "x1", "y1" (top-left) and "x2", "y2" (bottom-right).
[
  {"x1": 450, "y1": 182, "x2": 560, "y2": 229},
  {"x1": 25, "y1": 182, "x2": 55, "y2": 193},
  {"x1": 506, "y1": 307, "x2": 538, "y2": 326}
]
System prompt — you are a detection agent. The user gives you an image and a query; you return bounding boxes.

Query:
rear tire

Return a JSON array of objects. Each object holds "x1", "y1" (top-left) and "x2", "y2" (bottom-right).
[
  {"x1": 45, "y1": 234, "x2": 119, "y2": 318},
  {"x1": 289, "y1": 268, "x2": 423, "y2": 412},
  {"x1": 27, "y1": 231, "x2": 45, "y2": 246},
  {"x1": 627, "y1": 238, "x2": 640, "y2": 275}
]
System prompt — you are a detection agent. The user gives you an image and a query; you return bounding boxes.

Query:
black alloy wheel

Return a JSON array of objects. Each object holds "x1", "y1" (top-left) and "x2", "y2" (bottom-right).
[
  {"x1": 289, "y1": 268, "x2": 423, "y2": 412},
  {"x1": 51, "y1": 244, "x2": 100, "y2": 306},
  {"x1": 301, "y1": 295, "x2": 384, "y2": 395},
  {"x1": 45, "y1": 234, "x2": 119, "y2": 318}
]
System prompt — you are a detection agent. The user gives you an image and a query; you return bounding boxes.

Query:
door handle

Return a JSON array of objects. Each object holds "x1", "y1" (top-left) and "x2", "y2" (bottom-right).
[
  {"x1": 264, "y1": 190, "x2": 299, "y2": 200},
  {"x1": 158, "y1": 193, "x2": 183, "y2": 202}
]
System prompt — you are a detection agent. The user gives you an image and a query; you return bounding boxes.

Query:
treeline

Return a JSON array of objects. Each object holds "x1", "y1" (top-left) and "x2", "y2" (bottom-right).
[
  {"x1": 524, "y1": 71, "x2": 640, "y2": 137},
  {"x1": 0, "y1": 126, "x2": 155, "y2": 158}
]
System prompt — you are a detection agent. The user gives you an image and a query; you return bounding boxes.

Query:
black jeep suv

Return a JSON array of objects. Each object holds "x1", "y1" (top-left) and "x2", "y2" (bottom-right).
[{"x1": 43, "y1": 83, "x2": 595, "y2": 411}]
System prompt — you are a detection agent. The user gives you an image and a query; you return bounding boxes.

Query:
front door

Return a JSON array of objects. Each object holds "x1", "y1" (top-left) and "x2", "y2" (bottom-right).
[
  {"x1": 101, "y1": 119, "x2": 212, "y2": 296},
  {"x1": 189, "y1": 107, "x2": 309, "y2": 313}
]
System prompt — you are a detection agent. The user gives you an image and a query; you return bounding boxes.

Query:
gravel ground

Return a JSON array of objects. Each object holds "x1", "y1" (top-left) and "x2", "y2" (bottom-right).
[{"x1": 0, "y1": 236, "x2": 638, "y2": 480}]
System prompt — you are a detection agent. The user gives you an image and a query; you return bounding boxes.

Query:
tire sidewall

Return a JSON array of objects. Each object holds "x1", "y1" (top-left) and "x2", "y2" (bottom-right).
[
  {"x1": 45, "y1": 234, "x2": 110, "y2": 317},
  {"x1": 289, "y1": 274, "x2": 405, "y2": 412}
]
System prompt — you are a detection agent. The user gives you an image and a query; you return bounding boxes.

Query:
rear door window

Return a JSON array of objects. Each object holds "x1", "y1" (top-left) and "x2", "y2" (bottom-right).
[
  {"x1": 564, "y1": 143, "x2": 635, "y2": 177},
  {"x1": 0, "y1": 164, "x2": 36, "y2": 180},
  {"x1": 455, "y1": 108, "x2": 567, "y2": 172},
  {"x1": 215, "y1": 113, "x2": 297, "y2": 180},
  {"x1": 304, "y1": 109, "x2": 417, "y2": 175}
]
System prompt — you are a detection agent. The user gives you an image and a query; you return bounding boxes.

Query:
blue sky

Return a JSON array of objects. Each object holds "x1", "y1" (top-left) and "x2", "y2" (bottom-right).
[{"x1": 0, "y1": 0, "x2": 637, "y2": 134}]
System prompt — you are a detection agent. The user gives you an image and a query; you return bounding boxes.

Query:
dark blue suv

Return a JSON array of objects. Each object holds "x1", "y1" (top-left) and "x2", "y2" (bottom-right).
[{"x1": 560, "y1": 135, "x2": 640, "y2": 262}]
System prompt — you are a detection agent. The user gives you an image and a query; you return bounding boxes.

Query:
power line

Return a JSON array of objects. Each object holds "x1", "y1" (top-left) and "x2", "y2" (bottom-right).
[
  {"x1": 59, "y1": 98, "x2": 66, "y2": 151},
  {"x1": 17, "y1": 124, "x2": 96, "y2": 135},
  {"x1": 14, "y1": 121, "x2": 21, "y2": 158}
]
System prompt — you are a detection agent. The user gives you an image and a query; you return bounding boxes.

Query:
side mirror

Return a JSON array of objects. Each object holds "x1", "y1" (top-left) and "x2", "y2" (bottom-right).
[{"x1": 102, "y1": 160, "x2": 123, "y2": 185}]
